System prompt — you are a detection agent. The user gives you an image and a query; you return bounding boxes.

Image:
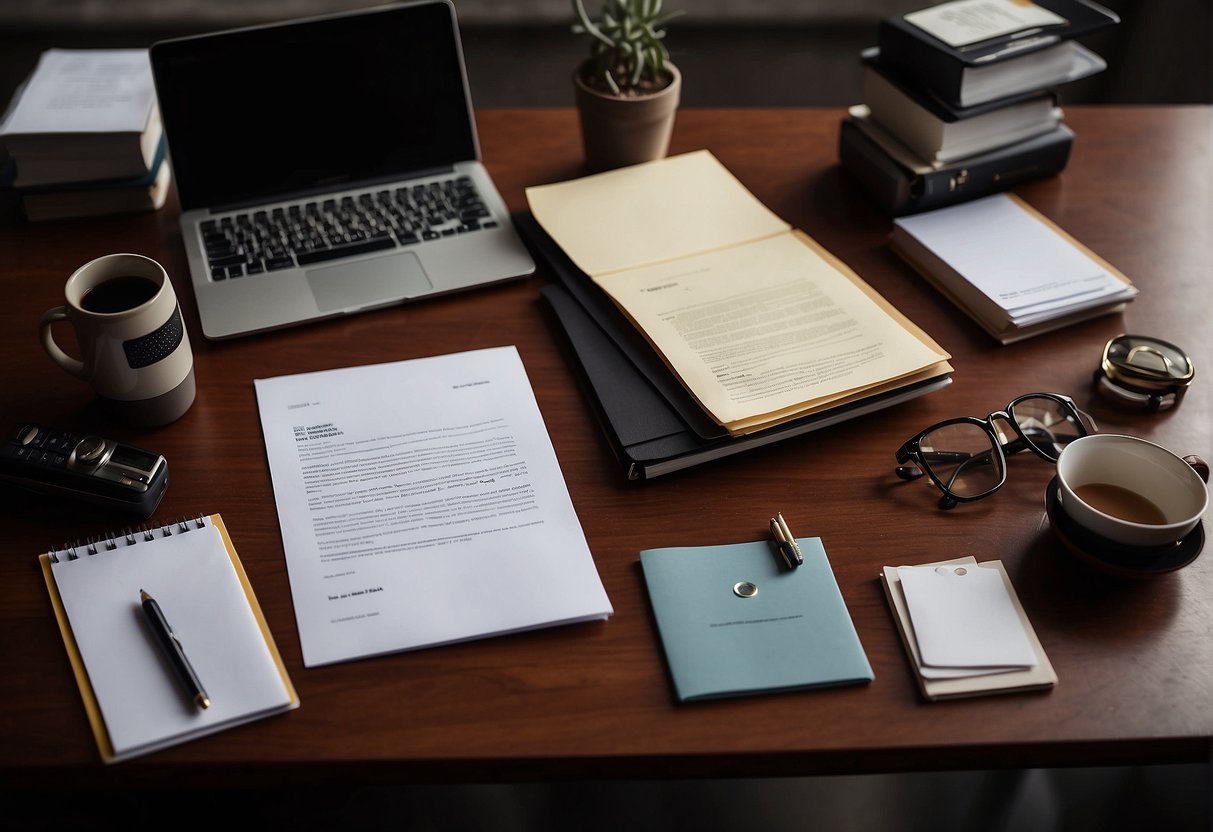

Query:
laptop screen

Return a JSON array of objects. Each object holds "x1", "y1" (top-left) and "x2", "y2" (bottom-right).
[{"x1": 150, "y1": 1, "x2": 479, "y2": 212}]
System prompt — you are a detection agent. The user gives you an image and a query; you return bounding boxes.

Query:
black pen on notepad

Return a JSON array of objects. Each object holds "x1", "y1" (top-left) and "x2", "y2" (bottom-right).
[{"x1": 140, "y1": 589, "x2": 210, "y2": 710}]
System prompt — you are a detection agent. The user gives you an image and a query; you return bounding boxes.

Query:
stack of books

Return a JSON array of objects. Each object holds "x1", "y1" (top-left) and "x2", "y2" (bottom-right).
[
  {"x1": 0, "y1": 49, "x2": 168, "y2": 222},
  {"x1": 839, "y1": 0, "x2": 1119, "y2": 217}
]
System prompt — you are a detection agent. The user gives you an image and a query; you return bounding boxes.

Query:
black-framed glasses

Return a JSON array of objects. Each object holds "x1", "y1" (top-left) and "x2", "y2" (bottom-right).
[{"x1": 895, "y1": 393, "x2": 1094, "y2": 509}]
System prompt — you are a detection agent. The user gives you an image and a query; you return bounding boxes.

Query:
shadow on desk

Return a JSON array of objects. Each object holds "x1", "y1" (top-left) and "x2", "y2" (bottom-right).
[{"x1": 6, "y1": 765, "x2": 1209, "y2": 831}]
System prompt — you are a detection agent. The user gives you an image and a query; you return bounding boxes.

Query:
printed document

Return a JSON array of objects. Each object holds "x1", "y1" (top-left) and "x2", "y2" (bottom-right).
[
  {"x1": 254, "y1": 346, "x2": 612, "y2": 667},
  {"x1": 526, "y1": 150, "x2": 951, "y2": 435}
]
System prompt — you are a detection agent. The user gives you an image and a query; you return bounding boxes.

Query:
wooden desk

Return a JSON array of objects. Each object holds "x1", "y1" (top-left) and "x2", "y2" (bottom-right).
[{"x1": 1, "y1": 107, "x2": 1210, "y2": 787}]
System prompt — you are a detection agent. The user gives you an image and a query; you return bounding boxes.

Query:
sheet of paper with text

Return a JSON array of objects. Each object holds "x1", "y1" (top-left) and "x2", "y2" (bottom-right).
[{"x1": 254, "y1": 346, "x2": 612, "y2": 667}]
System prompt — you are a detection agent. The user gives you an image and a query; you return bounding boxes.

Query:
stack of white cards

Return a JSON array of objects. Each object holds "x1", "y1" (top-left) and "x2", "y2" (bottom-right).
[{"x1": 880, "y1": 556, "x2": 1056, "y2": 700}]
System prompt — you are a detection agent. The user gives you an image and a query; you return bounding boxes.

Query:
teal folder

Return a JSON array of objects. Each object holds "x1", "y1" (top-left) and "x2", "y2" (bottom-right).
[{"x1": 639, "y1": 538, "x2": 873, "y2": 702}]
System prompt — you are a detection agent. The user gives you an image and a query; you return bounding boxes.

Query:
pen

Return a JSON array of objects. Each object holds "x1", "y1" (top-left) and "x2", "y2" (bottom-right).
[
  {"x1": 769, "y1": 513, "x2": 803, "y2": 569},
  {"x1": 139, "y1": 589, "x2": 210, "y2": 710}
]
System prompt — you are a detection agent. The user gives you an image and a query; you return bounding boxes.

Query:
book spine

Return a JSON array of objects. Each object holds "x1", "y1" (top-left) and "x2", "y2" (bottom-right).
[{"x1": 49, "y1": 516, "x2": 208, "y2": 563}]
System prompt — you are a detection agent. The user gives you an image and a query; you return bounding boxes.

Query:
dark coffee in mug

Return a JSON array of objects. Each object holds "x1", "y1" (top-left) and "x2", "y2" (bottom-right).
[
  {"x1": 1073, "y1": 482, "x2": 1168, "y2": 525},
  {"x1": 80, "y1": 275, "x2": 160, "y2": 314}
]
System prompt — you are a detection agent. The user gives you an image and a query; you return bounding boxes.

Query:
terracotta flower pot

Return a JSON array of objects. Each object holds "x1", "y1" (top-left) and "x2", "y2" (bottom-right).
[{"x1": 573, "y1": 63, "x2": 681, "y2": 173}]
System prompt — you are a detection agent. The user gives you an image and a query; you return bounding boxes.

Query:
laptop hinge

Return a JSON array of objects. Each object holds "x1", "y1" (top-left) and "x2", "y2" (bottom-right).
[{"x1": 206, "y1": 166, "x2": 459, "y2": 214}]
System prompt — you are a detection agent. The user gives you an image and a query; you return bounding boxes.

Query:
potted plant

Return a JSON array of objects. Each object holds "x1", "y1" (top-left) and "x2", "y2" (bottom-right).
[{"x1": 571, "y1": 0, "x2": 683, "y2": 172}]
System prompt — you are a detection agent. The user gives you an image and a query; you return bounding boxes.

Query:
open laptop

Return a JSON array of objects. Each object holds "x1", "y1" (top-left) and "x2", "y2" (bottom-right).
[{"x1": 149, "y1": 0, "x2": 535, "y2": 340}]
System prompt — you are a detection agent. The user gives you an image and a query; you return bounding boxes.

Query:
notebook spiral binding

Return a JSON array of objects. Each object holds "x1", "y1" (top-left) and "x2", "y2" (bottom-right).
[{"x1": 50, "y1": 516, "x2": 208, "y2": 564}]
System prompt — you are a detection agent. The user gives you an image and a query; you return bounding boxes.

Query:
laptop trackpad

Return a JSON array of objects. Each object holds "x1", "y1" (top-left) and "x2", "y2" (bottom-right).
[{"x1": 306, "y1": 253, "x2": 432, "y2": 312}]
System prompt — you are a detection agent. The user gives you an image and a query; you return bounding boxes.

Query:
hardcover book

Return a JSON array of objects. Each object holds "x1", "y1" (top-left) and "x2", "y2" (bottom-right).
[
  {"x1": 1, "y1": 49, "x2": 163, "y2": 187},
  {"x1": 860, "y1": 58, "x2": 1062, "y2": 164},
  {"x1": 20, "y1": 138, "x2": 170, "y2": 221}
]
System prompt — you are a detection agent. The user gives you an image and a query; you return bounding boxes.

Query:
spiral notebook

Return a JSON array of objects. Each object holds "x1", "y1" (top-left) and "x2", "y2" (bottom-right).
[{"x1": 40, "y1": 514, "x2": 299, "y2": 763}]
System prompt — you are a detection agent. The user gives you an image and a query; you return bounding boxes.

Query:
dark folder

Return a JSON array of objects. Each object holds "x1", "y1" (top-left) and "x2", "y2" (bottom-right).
[
  {"x1": 877, "y1": 0, "x2": 1118, "y2": 107},
  {"x1": 515, "y1": 212, "x2": 952, "y2": 480},
  {"x1": 838, "y1": 116, "x2": 1074, "y2": 217}
]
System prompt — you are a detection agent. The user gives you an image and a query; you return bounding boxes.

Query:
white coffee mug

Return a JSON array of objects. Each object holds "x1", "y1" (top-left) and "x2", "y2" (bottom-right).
[
  {"x1": 1055, "y1": 434, "x2": 1208, "y2": 548},
  {"x1": 40, "y1": 253, "x2": 195, "y2": 427}
]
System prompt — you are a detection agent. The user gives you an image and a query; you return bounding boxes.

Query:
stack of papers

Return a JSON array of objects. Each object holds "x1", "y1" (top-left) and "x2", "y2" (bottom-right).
[
  {"x1": 526, "y1": 150, "x2": 952, "y2": 437},
  {"x1": 889, "y1": 193, "x2": 1137, "y2": 343},
  {"x1": 880, "y1": 556, "x2": 1056, "y2": 700}
]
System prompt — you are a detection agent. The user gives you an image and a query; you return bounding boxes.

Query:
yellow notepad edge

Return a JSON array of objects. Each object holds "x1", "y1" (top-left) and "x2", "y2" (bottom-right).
[
  {"x1": 40, "y1": 550, "x2": 113, "y2": 761},
  {"x1": 40, "y1": 513, "x2": 299, "y2": 763}
]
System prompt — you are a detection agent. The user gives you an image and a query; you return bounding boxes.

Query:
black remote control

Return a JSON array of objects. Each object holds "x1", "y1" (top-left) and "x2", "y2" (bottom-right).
[{"x1": 0, "y1": 424, "x2": 169, "y2": 517}]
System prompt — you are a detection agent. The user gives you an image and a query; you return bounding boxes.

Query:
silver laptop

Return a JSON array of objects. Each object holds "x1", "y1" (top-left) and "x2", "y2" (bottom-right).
[{"x1": 149, "y1": 0, "x2": 534, "y2": 340}]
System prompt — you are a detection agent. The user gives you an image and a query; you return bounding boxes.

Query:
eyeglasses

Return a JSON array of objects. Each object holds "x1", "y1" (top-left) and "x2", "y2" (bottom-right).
[{"x1": 895, "y1": 393, "x2": 1094, "y2": 509}]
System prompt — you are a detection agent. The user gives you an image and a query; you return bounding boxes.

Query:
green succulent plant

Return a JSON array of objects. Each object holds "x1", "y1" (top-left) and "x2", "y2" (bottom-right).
[{"x1": 572, "y1": 0, "x2": 682, "y2": 96}]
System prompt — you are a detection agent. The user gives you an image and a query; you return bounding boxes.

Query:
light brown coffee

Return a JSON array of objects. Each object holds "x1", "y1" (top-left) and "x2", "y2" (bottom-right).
[{"x1": 1073, "y1": 482, "x2": 1168, "y2": 525}]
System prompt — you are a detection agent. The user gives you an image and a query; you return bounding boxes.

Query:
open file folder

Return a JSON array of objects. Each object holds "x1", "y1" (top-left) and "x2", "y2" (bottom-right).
[{"x1": 515, "y1": 212, "x2": 953, "y2": 480}]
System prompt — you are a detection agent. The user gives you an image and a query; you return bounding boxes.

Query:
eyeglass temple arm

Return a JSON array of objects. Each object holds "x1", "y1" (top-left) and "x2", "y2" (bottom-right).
[
  {"x1": 895, "y1": 446, "x2": 921, "y2": 480},
  {"x1": 895, "y1": 447, "x2": 994, "y2": 480},
  {"x1": 1078, "y1": 408, "x2": 1098, "y2": 433}
]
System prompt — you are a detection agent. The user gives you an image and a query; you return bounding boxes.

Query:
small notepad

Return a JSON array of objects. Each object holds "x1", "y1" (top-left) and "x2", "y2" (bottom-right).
[
  {"x1": 897, "y1": 563, "x2": 1037, "y2": 670},
  {"x1": 880, "y1": 557, "x2": 1056, "y2": 700},
  {"x1": 40, "y1": 515, "x2": 299, "y2": 763}
]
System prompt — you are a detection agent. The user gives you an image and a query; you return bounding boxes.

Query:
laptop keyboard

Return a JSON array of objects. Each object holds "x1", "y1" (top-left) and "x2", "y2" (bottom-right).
[{"x1": 200, "y1": 175, "x2": 499, "y2": 281}]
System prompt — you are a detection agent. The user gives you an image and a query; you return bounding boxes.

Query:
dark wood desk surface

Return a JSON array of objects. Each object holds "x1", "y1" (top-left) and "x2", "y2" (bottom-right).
[{"x1": 1, "y1": 107, "x2": 1210, "y2": 786}]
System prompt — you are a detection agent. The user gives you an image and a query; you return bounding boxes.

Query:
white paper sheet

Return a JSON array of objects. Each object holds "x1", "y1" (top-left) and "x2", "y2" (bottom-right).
[
  {"x1": 0, "y1": 49, "x2": 155, "y2": 136},
  {"x1": 897, "y1": 562, "x2": 1037, "y2": 670},
  {"x1": 254, "y1": 346, "x2": 612, "y2": 667}
]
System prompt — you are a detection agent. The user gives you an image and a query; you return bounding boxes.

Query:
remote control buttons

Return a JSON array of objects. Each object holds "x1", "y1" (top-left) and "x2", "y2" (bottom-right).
[{"x1": 75, "y1": 436, "x2": 107, "y2": 465}]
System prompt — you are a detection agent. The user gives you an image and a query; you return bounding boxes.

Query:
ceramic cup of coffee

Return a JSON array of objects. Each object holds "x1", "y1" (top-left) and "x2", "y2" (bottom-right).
[
  {"x1": 39, "y1": 253, "x2": 195, "y2": 427},
  {"x1": 1055, "y1": 434, "x2": 1208, "y2": 548}
]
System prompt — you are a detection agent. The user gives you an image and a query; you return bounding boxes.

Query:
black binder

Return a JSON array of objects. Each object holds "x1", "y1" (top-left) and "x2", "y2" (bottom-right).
[
  {"x1": 515, "y1": 213, "x2": 952, "y2": 480},
  {"x1": 838, "y1": 114, "x2": 1074, "y2": 217},
  {"x1": 877, "y1": 0, "x2": 1118, "y2": 107},
  {"x1": 861, "y1": 47, "x2": 1060, "y2": 126}
]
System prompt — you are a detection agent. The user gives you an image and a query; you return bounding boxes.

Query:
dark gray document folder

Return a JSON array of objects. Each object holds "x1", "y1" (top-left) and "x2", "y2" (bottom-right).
[{"x1": 517, "y1": 213, "x2": 952, "y2": 480}]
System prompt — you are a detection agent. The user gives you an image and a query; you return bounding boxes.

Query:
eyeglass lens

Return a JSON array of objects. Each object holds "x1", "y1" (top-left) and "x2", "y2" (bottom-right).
[
  {"x1": 917, "y1": 396, "x2": 1083, "y2": 499},
  {"x1": 1006, "y1": 395, "x2": 1085, "y2": 458},
  {"x1": 918, "y1": 422, "x2": 1004, "y2": 499}
]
